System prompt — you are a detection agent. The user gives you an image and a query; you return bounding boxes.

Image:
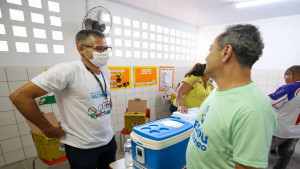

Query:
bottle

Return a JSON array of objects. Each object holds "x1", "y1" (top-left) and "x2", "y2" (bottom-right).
[{"x1": 124, "y1": 139, "x2": 133, "y2": 167}]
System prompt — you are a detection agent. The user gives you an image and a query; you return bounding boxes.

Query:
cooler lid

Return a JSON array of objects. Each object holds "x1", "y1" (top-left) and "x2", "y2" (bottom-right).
[{"x1": 132, "y1": 118, "x2": 193, "y2": 141}]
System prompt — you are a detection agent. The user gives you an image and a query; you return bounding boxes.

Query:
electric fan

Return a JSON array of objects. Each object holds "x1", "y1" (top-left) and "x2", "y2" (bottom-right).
[{"x1": 82, "y1": 6, "x2": 112, "y2": 37}]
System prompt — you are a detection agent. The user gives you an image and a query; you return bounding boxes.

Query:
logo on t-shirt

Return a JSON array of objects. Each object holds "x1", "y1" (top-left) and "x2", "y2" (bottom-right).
[
  {"x1": 191, "y1": 105, "x2": 209, "y2": 151},
  {"x1": 87, "y1": 99, "x2": 111, "y2": 118}
]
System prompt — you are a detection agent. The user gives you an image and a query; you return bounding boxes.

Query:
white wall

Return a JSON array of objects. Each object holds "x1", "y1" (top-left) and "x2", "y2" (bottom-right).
[
  {"x1": 196, "y1": 14, "x2": 300, "y2": 70},
  {"x1": 0, "y1": 0, "x2": 197, "y2": 67}
]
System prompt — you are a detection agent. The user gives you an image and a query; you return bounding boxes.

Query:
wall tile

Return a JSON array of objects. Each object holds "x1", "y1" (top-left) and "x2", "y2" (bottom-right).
[
  {"x1": 267, "y1": 77, "x2": 279, "y2": 86},
  {"x1": 0, "y1": 97, "x2": 13, "y2": 112},
  {"x1": 8, "y1": 81, "x2": 28, "y2": 94},
  {"x1": 0, "y1": 137, "x2": 23, "y2": 153},
  {"x1": 0, "y1": 155, "x2": 5, "y2": 167},
  {"x1": 125, "y1": 88, "x2": 134, "y2": 95},
  {"x1": 117, "y1": 114, "x2": 124, "y2": 124},
  {"x1": 134, "y1": 93, "x2": 142, "y2": 99},
  {"x1": 117, "y1": 105, "x2": 126, "y2": 115},
  {"x1": 17, "y1": 122, "x2": 30, "y2": 136},
  {"x1": 110, "y1": 90, "x2": 116, "y2": 97},
  {"x1": 27, "y1": 66, "x2": 45, "y2": 80},
  {"x1": 110, "y1": 115, "x2": 117, "y2": 125},
  {"x1": 0, "y1": 82, "x2": 10, "y2": 97},
  {"x1": 24, "y1": 146, "x2": 37, "y2": 158},
  {"x1": 5, "y1": 67, "x2": 28, "y2": 81},
  {"x1": 14, "y1": 110, "x2": 26, "y2": 123},
  {"x1": 116, "y1": 89, "x2": 126, "y2": 96},
  {"x1": 3, "y1": 149, "x2": 25, "y2": 164},
  {"x1": 0, "y1": 124, "x2": 19, "y2": 140},
  {"x1": 126, "y1": 94, "x2": 134, "y2": 106},
  {"x1": 21, "y1": 135, "x2": 34, "y2": 148},
  {"x1": 117, "y1": 123, "x2": 124, "y2": 131},
  {"x1": 110, "y1": 107, "x2": 117, "y2": 116},
  {"x1": 269, "y1": 70, "x2": 281, "y2": 78},
  {"x1": 258, "y1": 69, "x2": 269, "y2": 78},
  {"x1": 0, "y1": 67, "x2": 7, "y2": 82},
  {"x1": 134, "y1": 87, "x2": 142, "y2": 94},
  {"x1": 116, "y1": 95, "x2": 126, "y2": 106},
  {"x1": 142, "y1": 86, "x2": 150, "y2": 92},
  {"x1": 111, "y1": 96, "x2": 117, "y2": 108},
  {"x1": 0, "y1": 111, "x2": 16, "y2": 126},
  {"x1": 149, "y1": 86, "x2": 156, "y2": 92},
  {"x1": 142, "y1": 92, "x2": 150, "y2": 101}
]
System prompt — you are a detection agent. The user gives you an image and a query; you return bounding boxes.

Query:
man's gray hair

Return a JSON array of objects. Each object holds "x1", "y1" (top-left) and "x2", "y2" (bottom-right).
[
  {"x1": 75, "y1": 30, "x2": 105, "y2": 45},
  {"x1": 285, "y1": 65, "x2": 300, "y2": 75},
  {"x1": 217, "y1": 24, "x2": 264, "y2": 68}
]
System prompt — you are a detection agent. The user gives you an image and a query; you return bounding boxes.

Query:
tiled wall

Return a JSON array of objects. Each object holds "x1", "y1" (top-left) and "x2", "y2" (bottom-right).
[{"x1": 0, "y1": 66, "x2": 285, "y2": 166}]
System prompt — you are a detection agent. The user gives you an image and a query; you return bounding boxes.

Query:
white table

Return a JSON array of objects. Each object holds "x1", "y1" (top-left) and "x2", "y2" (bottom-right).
[{"x1": 109, "y1": 158, "x2": 133, "y2": 169}]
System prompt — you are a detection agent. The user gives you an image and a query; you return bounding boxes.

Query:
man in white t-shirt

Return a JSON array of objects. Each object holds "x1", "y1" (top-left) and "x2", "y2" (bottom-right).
[
  {"x1": 268, "y1": 65, "x2": 300, "y2": 169},
  {"x1": 10, "y1": 30, "x2": 116, "y2": 169}
]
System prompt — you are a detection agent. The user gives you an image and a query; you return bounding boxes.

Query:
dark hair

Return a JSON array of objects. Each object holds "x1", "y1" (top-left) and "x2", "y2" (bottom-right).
[
  {"x1": 75, "y1": 30, "x2": 105, "y2": 45},
  {"x1": 185, "y1": 63, "x2": 206, "y2": 77},
  {"x1": 285, "y1": 65, "x2": 300, "y2": 75},
  {"x1": 217, "y1": 24, "x2": 264, "y2": 68}
]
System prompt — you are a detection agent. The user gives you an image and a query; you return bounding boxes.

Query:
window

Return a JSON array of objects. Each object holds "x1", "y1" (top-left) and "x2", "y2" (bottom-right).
[
  {"x1": 48, "y1": 1, "x2": 60, "y2": 12},
  {"x1": 9, "y1": 9, "x2": 24, "y2": 21},
  {"x1": 28, "y1": 0, "x2": 42, "y2": 8},
  {"x1": 15, "y1": 42, "x2": 29, "y2": 53},
  {"x1": 0, "y1": 24, "x2": 6, "y2": 34},
  {"x1": 33, "y1": 28, "x2": 46, "y2": 39},
  {"x1": 35, "y1": 43, "x2": 48, "y2": 53},
  {"x1": 12, "y1": 26, "x2": 27, "y2": 37},
  {"x1": 0, "y1": 41, "x2": 9, "y2": 51},
  {"x1": 7, "y1": 0, "x2": 22, "y2": 5},
  {"x1": 50, "y1": 16, "x2": 61, "y2": 26},
  {"x1": 31, "y1": 13, "x2": 45, "y2": 24}
]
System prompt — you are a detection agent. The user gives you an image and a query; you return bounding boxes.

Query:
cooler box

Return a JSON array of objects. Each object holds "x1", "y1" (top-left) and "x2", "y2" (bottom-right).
[{"x1": 130, "y1": 118, "x2": 193, "y2": 169}]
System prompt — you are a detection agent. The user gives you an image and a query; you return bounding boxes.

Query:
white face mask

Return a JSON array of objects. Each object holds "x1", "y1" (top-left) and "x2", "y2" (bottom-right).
[{"x1": 83, "y1": 47, "x2": 110, "y2": 67}]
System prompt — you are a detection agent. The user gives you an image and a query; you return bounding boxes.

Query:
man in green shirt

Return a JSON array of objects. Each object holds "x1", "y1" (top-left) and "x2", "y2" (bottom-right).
[{"x1": 186, "y1": 24, "x2": 277, "y2": 169}]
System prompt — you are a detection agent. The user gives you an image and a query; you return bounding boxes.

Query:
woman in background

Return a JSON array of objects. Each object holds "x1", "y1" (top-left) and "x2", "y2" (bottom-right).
[{"x1": 170, "y1": 63, "x2": 214, "y2": 113}]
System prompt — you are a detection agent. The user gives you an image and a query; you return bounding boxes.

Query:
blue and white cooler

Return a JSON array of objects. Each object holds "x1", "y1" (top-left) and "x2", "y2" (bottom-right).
[{"x1": 130, "y1": 118, "x2": 193, "y2": 169}]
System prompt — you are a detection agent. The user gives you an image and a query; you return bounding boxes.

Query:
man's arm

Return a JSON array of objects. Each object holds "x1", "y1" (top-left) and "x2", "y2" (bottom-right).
[
  {"x1": 235, "y1": 162, "x2": 262, "y2": 169},
  {"x1": 9, "y1": 81, "x2": 65, "y2": 138}
]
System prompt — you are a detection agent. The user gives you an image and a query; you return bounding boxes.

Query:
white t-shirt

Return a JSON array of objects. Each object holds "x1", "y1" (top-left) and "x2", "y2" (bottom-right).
[
  {"x1": 269, "y1": 81, "x2": 300, "y2": 138},
  {"x1": 32, "y1": 60, "x2": 113, "y2": 149}
]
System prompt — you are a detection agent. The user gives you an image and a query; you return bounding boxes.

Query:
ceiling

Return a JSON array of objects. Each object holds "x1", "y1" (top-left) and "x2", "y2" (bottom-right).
[{"x1": 108, "y1": 0, "x2": 300, "y2": 26}]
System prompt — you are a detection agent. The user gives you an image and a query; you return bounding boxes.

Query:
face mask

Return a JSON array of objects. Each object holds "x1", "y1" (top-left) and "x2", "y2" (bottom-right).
[
  {"x1": 89, "y1": 52, "x2": 109, "y2": 67},
  {"x1": 83, "y1": 47, "x2": 110, "y2": 67}
]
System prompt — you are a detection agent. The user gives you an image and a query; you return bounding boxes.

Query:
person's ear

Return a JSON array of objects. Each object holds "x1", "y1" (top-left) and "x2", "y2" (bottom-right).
[
  {"x1": 77, "y1": 45, "x2": 84, "y2": 55},
  {"x1": 221, "y1": 45, "x2": 233, "y2": 62}
]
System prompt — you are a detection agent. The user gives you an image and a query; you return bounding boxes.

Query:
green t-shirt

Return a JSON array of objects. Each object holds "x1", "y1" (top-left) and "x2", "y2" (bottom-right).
[
  {"x1": 173, "y1": 75, "x2": 214, "y2": 108},
  {"x1": 186, "y1": 83, "x2": 276, "y2": 169}
]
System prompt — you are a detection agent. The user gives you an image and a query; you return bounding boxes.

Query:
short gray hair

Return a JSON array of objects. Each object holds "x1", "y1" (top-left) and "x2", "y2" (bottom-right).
[
  {"x1": 75, "y1": 30, "x2": 105, "y2": 45},
  {"x1": 217, "y1": 24, "x2": 264, "y2": 68},
  {"x1": 285, "y1": 65, "x2": 300, "y2": 75}
]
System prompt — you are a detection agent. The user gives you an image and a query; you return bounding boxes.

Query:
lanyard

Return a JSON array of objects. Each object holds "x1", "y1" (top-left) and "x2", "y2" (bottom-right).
[{"x1": 84, "y1": 65, "x2": 107, "y2": 99}]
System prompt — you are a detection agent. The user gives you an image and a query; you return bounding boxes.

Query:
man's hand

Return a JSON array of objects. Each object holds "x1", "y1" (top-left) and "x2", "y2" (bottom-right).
[
  {"x1": 42, "y1": 125, "x2": 66, "y2": 138},
  {"x1": 178, "y1": 105, "x2": 188, "y2": 114}
]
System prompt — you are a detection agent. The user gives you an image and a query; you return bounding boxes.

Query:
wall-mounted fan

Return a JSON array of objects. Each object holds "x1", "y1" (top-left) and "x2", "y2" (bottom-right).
[{"x1": 82, "y1": 6, "x2": 112, "y2": 37}]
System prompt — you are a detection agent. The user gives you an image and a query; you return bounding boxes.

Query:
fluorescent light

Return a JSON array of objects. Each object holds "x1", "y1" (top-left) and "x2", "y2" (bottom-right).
[{"x1": 234, "y1": 0, "x2": 283, "y2": 8}]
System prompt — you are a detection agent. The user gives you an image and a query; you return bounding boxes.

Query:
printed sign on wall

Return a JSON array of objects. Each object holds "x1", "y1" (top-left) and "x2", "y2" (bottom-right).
[
  {"x1": 107, "y1": 66, "x2": 131, "y2": 90},
  {"x1": 159, "y1": 66, "x2": 174, "y2": 91},
  {"x1": 134, "y1": 66, "x2": 157, "y2": 87}
]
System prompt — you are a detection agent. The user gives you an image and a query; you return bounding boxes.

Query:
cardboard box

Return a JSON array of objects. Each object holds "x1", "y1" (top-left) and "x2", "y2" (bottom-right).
[
  {"x1": 26, "y1": 112, "x2": 66, "y2": 162},
  {"x1": 124, "y1": 98, "x2": 147, "y2": 132}
]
